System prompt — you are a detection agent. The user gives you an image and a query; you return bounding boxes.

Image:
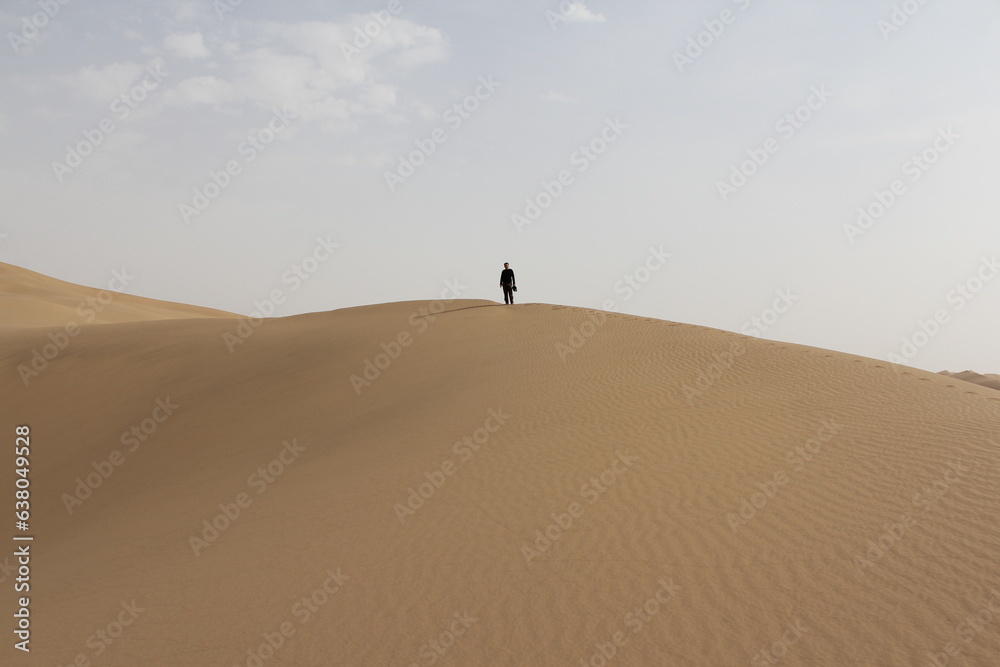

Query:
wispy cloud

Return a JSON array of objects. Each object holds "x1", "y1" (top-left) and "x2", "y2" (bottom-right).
[
  {"x1": 55, "y1": 62, "x2": 148, "y2": 101},
  {"x1": 160, "y1": 17, "x2": 450, "y2": 131},
  {"x1": 164, "y1": 32, "x2": 210, "y2": 59},
  {"x1": 563, "y1": 3, "x2": 606, "y2": 23}
]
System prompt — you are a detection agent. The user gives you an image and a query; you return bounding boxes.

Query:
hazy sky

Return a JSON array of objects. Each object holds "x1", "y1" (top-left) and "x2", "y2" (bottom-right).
[{"x1": 2, "y1": 0, "x2": 999, "y2": 373}]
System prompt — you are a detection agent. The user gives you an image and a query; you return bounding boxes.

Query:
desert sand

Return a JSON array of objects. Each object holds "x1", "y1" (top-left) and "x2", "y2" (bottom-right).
[{"x1": 2, "y1": 262, "x2": 999, "y2": 666}]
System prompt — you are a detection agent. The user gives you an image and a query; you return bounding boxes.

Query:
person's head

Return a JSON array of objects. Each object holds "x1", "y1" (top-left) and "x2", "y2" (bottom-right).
[{"x1": 504, "y1": 263, "x2": 509, "y2": 268}]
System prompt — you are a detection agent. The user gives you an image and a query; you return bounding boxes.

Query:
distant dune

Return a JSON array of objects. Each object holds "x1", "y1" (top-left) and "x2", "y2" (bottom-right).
[
  {"x1": 0, "y1": 262, "x2": 237, "y2": 327},
  {"x1": 2, "y1": 263, "x2": 999, "y2": 665},
  {"x1": 939, "y1": 370, "x2": 1000, "y2": 392}
]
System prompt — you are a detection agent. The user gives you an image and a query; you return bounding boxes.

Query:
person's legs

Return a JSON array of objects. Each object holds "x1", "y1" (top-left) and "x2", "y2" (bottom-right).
[{"x1": 503, "y1": 285, "x2": 513, "y2": 304}]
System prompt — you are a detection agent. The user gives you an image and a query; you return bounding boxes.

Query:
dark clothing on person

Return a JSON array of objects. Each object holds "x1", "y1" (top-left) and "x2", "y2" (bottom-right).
[
  {"x1": 502, "y1": 284, "x2": 514, "y2": 304},
  {"x1": 500, "y1": 268, "x2": 516, "y2": 304}
]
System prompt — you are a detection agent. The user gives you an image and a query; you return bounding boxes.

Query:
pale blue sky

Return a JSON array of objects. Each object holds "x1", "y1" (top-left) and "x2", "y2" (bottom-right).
[{"x1": 2, "y1": 0, "x2": 999, "y2": 372}]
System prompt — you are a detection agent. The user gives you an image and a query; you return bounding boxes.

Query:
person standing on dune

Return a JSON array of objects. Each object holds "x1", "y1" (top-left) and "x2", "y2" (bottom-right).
[{"x1": 500, "y1": 263, "x2": 516, "y2": 305}]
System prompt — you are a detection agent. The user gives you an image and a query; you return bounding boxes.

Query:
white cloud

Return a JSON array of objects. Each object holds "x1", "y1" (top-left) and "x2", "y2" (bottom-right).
[
  {"x1": 56, "y1": 62, "x2": 146, "y2": 101},
  {"x1": 376, "y1": 22, "x2": 451, "y2": 69},
  {"x1": 163, "y1": 48, "x2": 371, "y2": 131},
  {"x1": 358, "y1": 83, "x2": 398, "y2": 114},
  {"x1": 233, "y1": 48, "x2": 321, "y2": 105},
  {"x1": 170, "y1": 0, "x2": 208, "y2": 24},
  {"x1": 164, "y1": 32, "x2": 210, "y2": 59},
  {"x1": 167, "y1": 75, "x2": 235, "y2": 106},
  {"x1": 271, "y1": 17, "x2": 450, "y2": 82},
  {"x1": 162, "y1": 17, "x2": 450, "y2": 130},
  {"x1": 564, "y1": 3, "x2": 606, "y2": 23},
  {"x1": 413, "y1": 101, "x2": 438, "y2": 122},
  {"x1": 542, "y1": 91, "x2": 576, "y2": 103}
]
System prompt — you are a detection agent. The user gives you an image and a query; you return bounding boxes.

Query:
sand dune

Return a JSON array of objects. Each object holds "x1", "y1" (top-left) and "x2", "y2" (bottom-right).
[
  {"x1": 2, "y1": 266, "x2": 1000, "y2": 665},
  {"x1": 0, "y1": 262, "x2": 237, "y2": 327}
]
